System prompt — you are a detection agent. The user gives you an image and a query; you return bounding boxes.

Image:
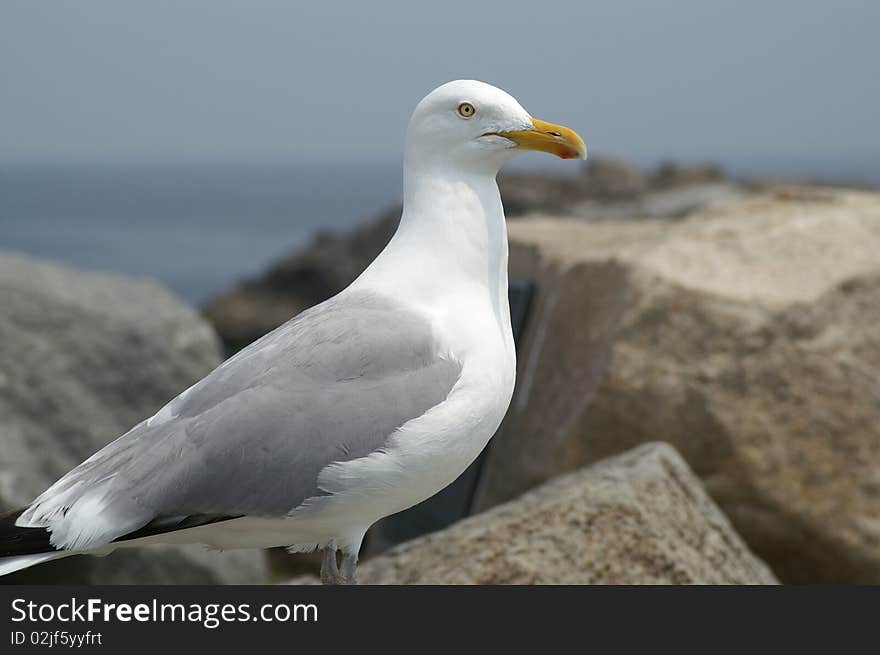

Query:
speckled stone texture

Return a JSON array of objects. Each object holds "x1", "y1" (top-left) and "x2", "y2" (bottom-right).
[{"x1": 289, "y1": 443, "x2": 777, "y2": 585}]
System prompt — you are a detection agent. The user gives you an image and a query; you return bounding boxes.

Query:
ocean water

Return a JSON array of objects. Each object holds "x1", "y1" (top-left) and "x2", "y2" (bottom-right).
[
  {"x1": 2, "y1": 155, "x2": 878, "y2": 307},
  {"x1": 0, "y1": 160, "x2": 402, "y2": 305}
]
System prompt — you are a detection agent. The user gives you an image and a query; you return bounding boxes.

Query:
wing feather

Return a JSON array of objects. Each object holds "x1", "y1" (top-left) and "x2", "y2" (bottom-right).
[{"x1": 17, "y1": 291, "x2": 461, "y2": 550}]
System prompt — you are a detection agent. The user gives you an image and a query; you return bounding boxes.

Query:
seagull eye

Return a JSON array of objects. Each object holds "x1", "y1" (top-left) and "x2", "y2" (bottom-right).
[{"x1": 457, "y1": 102, "x2": 476, "y2": 119}]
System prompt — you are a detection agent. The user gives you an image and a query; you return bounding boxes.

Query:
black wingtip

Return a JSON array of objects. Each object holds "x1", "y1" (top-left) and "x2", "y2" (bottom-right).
[
  {"x1": 0, "y1": 508, "x2": 241, "y2": 559},
  {"x1": 0, "y1": 509, "x2": 58, "y2": 557}
]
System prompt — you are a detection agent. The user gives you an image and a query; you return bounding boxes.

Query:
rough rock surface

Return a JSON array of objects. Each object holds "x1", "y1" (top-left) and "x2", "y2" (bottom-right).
[
  {"x1": 475, "y1": 187, "x2": 880, "y2": 583},
  {"x1": 0, "y1": 253, "x2": 267, "y2": 584},
  {"x1": 289, "y1": 443, "x2": 777, "y2": 584}
]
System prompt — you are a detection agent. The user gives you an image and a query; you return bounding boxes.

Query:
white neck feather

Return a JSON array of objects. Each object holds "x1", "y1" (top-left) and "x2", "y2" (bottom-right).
[{"x1": 353, "y1": 162, "x2": 512, "y2": 346}]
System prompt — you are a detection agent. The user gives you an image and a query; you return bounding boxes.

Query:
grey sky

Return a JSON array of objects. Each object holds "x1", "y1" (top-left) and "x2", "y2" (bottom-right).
[{"x1": 1, "y1": 1, "x2": 877, "y2": 164}]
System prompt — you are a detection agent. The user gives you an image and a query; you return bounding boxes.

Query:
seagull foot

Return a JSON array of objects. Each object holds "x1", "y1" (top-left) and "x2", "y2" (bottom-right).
[
  {"x1": 320, "y1": 546, "x2": 339, "y2": 585},
  {"x1": 319, "y1": 545, "x2": 359, "y2": 585},
  {"x1": 338, "y1": 550, "x2": 359, "y2": 585}
]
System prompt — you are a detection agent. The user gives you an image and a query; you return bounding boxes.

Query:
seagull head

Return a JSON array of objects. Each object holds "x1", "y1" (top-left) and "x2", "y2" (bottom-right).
[{"x1": 405, "y1": 79, "x2": 586, "y2": 174}]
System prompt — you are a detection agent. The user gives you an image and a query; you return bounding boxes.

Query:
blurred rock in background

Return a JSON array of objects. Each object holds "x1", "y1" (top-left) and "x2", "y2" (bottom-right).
[
  {"x1": 0, "y1": 253, "x2": 267, "y2": 584},
  {"x1": 288, "y1": 443, "x2": 777, "y2": 585},
  {"x1": 204, "y1": 158, "x2": 748, "y2": 353},
  {"x1": 503, "y1": 158, "x2": 746, "y2": 221}
]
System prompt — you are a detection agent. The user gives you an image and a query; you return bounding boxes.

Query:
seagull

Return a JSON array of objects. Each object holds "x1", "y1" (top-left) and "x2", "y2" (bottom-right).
[{"x1": 0, "y1": 80, "x2": 585, "y2": 584}]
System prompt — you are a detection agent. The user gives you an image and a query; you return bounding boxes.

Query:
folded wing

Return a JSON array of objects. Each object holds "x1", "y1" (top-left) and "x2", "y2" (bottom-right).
[{"x1": 17, "y1": 290, "x2": 462, "y2": 551}]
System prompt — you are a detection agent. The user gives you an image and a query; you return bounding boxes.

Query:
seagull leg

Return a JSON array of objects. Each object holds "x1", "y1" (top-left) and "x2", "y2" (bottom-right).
[
  {"x1": 320, "y1": 546, "x2": 339, "y2": 585},
  {"x1": 338, "y1": 549, "x2": 359, "y2": 585}
]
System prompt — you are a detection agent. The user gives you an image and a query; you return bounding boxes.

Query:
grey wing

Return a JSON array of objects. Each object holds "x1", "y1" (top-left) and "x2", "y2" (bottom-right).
[{"x1": 18, "y1": 290, "x2": 462, "y2": 550}]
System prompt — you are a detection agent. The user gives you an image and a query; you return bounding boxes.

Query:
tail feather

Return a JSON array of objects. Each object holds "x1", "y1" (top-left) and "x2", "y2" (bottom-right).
[
  {"x1": 1, "y1": 509, "x2": 59, "y2": 558},
  {"x1": 0, "y1": 510, "x2": 68, "y2": 577},
  {"x1": 1, "y1": 507, "x2": 241, "y2": 577},
  {"x1": 0, "y1": 552, "x2": 65, "y2": 577}
]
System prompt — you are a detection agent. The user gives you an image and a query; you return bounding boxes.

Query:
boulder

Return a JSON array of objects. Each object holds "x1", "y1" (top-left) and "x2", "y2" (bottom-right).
[
  {"x1": 579, "y1": 157, "x2": 648, "y2": 199},
  {"x1": 568, "y1": 182, "x2": 748, "y2": 221},
  {"x1": 289, "y1": 443, "x2": 777, "y2": 584},
  {"x1": 0, "y1": 252, "x2": 267, "y2": 584},
  {"x1": 652, "y1": 161, "x2": 725, "y2": 188},
  {"x1": 475, "y1": 187, "x2": 880, "y2": 583},
  {"x1": 497, "y1": 171, "x2": 589, "y2": 215}
]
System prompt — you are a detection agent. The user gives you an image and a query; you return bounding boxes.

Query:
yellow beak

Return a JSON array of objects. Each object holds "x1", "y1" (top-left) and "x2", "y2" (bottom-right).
[{"x1": 488, "y1": 117, "x2": 587, "y2": 160}]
